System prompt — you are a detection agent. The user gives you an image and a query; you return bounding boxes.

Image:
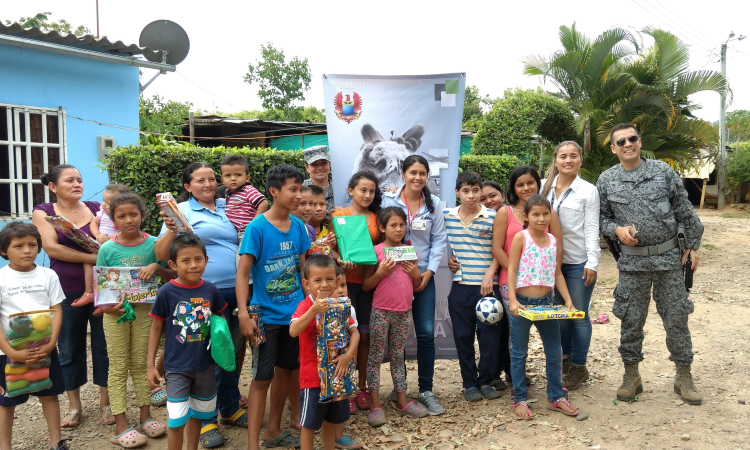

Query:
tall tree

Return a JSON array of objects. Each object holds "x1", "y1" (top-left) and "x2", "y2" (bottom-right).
[
  {"x1": 524, "y1": 24, "x2": 729, "y2": 179},
  {"x1": 462, "y1": 85, "x2": 493, "y2": 131},
  {"x1": 6, "y1": 12, "x2": 91, "y2": 36},
  {"x1": 727, "y1": 110, "x2": 750, "y2": 143},
  {"x1": 139, "y1": 95, "x2": 194, "y2": 145},
  {"x1": 243, "y1": 44, "x2": 312, "y2": 117}
]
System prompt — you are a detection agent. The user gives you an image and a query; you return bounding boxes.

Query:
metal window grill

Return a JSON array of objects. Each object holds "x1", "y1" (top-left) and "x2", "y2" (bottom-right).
[{"x1": 0, "y1": 104, "x2": 67, "y2": 219}]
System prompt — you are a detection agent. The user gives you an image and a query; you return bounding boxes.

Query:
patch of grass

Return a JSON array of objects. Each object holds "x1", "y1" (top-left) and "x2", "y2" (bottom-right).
[
  {"x1": 702, "y1": 244, "x2": 716, "y2": 250},
  {"x1": 720, "y1": 210, "x2": 750, "y2": 219}
]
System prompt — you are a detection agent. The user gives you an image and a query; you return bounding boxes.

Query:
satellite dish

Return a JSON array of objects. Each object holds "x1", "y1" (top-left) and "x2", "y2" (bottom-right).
[{"x1": 139, "y1": 20, "x2": 190, "y2": 65}]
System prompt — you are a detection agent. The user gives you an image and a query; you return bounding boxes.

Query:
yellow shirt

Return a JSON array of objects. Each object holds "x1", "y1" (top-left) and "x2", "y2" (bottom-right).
[{"x1": 316, "y1": 225, "x2": 329, "y2": 241}]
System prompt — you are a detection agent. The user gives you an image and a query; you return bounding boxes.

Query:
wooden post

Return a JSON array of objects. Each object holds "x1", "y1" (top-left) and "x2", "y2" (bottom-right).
[
  {"x1": 189, "y1": 112, "x2": 195, "y2": 144},
  {"x1": 700, "y1": 178, "x2": 707, "y2": 210}
]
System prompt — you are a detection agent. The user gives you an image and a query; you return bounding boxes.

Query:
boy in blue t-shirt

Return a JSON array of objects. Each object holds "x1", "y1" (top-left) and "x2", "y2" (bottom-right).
[
  {"x1": 147, "y1": 234, "x2": 227, "y2": 450},
  {"x1": 237, "y1": 164, "x2": 311, "y2": 450}
]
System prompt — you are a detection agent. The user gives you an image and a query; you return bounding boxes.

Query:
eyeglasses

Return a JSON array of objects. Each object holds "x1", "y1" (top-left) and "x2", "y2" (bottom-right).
[{"x1": 615, "y1": 135, "x2": 640, "y2": 147}]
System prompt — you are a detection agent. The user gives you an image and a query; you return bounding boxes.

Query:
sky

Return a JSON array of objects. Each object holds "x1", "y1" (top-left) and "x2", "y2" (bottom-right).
[{"x1": 4, "y1": 0, "x2": 749, "y2": 125}]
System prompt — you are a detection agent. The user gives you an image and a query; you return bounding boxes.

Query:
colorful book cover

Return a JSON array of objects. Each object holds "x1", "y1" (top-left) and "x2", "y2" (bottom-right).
[
  {"x1": 156, "y1": 192, "x2": 193, "y2": 233},
  {"x1": 44, "y1": 215, "x2": 100, "y2": 253},
  {"x1": 93, "y1": 266, "x2": 159, "y2": 306},
  {"x1": 384, "y1": 245, "x2": 418, "y2": 262},
  {"x1": 316, "y1": 297, "x2": 357, "y2": 404}
]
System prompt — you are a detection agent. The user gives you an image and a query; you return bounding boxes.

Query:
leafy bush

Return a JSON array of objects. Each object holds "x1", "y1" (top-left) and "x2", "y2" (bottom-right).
[
  {"x1": 728, "y1": 147, "x2": 750, "y2": 185},
  {"x1": 103, "y1": 145, "x2": 524, "y2": 235},
  {"x1": 473, "y1": 88, "x2": 575, "y2": 157}
]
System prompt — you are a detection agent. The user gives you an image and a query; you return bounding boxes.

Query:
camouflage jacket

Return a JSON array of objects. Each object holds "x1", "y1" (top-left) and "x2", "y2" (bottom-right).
[{"x1": 597, "y1": 158, "x2": 703, "y2": 272}]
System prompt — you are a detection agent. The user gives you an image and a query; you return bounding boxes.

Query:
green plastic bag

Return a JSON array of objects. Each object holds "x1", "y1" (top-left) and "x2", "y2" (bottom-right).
[
  {"x1": 332, "y1": 215, "x2": 377, "y2": 265},
  {"x1": 209, "y1": 314, "x2": 235, "y2": 372}
]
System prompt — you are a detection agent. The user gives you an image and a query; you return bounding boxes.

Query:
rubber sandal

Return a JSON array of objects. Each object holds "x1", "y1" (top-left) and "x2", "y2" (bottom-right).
[
  {"x1": 367, "y1": 408, "x2": 386, "y2": 427},
  {"x1": 463, "y1": 387, "x2": 483, "y2": 402},
  {"x1": 109, "y1": 427, "x2": 147, "y2": 448},
  {"x1": 547, "y1": 397, "x2": 580, "y2": 416},
  {"x1": 335, "y1": 435, "x2": 362, "y2": 449},
  {"x1": 72, "y1": 292, "x2": 94, "y2": 307},
  {"x1": 200, "y1": 424, "x2": 224, "y2": 448},
  {"x1": 101, "y1": 405, "x2": 116, "y2": 425},
  {"x1": 150, "y1": 387, "x2": 167, "y2": 407},
  {"x1": 239, "y1": 395, "x2": 248, "y2": 409},
  {"x1": 356, "y1": 390, "x2": 371, "y2": 410},
  {"x1": 219, "y1": 408, "x2": 248, "y2": 427},
  {"x1": 139, "y1": 419, "x2": 166, "y2": 438},
  {"x1": 512, "y1": 401, "x2": 534, "y2": 420},
  {"x1": 349, "y1": 397, "x2": 356, "y2": 414},
  {"x1": 480, "y1": 385, "x2": 501, "y2": 400},
  {"x1": 395, "y1": 401, "x2": 428, "y2": 418},
  {"x1": 262, "y1": 430, "x2": 300, "y2": 448},
  {"x1": 61, "y1": 409, "x2": 81, "y2": 429}
]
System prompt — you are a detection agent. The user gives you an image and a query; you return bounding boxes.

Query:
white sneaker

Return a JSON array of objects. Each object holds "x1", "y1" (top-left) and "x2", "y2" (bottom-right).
[{"x1": 418, "y1": 391, "x2": 446, "y2": 416}]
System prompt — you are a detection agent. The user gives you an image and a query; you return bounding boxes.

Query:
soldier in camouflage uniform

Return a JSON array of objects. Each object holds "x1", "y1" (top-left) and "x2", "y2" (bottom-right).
[{"x1": 597, "y1": 123, "x2": 703, "y2": 405}]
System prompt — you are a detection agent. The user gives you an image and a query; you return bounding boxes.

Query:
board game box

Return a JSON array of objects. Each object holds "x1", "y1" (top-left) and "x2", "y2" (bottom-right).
[
  {"x1": 383, "y1": 245, "x2": 418, "y2": 262},
  {"x1": 517, "y1": 305, "x2": 585, "y2": 321}
]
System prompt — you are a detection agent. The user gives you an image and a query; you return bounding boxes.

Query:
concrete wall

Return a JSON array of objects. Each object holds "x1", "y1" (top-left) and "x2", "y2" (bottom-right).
[{"x1": 0, "y1": 43, "x2": 140, "y2": 267}]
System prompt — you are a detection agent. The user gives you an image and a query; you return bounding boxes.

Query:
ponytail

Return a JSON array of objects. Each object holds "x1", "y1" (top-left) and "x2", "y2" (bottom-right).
[{"x1": 541, "y1": 141, "x2": 583, "y2": 197}]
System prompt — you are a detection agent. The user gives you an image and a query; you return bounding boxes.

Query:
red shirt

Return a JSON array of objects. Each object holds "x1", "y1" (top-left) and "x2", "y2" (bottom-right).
[
  {"x1": 224, "y1": 184, "x2": 266, "y2": 232},
  {"x1": 291, "y1": 296, "x2": 355, "y2": 389}
]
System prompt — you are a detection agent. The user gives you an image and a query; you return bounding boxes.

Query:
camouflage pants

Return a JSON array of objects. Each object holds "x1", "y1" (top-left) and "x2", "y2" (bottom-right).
[{"x1": 612, "y1": 269, "x2": 694, "y2": 366}]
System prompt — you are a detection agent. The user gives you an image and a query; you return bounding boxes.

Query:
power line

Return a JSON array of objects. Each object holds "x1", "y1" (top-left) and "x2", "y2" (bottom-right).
[
  {"x1": 630, "y1": 0, "x2": 711, "y2": 52},
  {"x1": 727, "y1": 46, "x2": 750, "y2": 57},
  {"x1": 176, "y1": 71, "x2": 239, "y2": 109},
  {"x1": 649, "y1": 0, "x2": 716, "y2": 48}
]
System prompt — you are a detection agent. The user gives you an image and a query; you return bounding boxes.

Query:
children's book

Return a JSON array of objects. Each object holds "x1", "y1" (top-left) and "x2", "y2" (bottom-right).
[
  {"x1": 156, "y1": 192, "x2": 193, "y2": 233},
  {"x1": 44, "y1": 215, "x2": 100, "y2": 253},
  {"x1": 93, "y1": 266, "x2": 159, "y2": 306}
]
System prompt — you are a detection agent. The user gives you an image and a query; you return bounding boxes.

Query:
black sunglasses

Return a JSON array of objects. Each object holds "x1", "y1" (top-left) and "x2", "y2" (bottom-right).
[{"x1": 615, "y1": 135, "x2": 640, "y2": 147}]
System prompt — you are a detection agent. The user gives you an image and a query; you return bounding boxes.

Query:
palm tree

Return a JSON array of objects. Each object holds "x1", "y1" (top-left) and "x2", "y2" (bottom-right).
[{"x1": 524, "y1": 24, "x2": 729, "y2": 179}]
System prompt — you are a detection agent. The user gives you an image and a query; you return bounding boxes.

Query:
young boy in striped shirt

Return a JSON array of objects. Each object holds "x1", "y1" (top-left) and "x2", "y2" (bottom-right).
[
  {"x1": 443, "y1": 171, "x2": 503, "y2": 402},
  {"x1": 219, "y1": 154, "x2": 269, "y2": 243}
]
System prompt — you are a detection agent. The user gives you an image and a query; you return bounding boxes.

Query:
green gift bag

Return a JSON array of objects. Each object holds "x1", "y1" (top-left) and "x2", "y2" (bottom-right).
[
  {"x1": 332, "y1": 215, "x2": 378, "y2": 265},
  {"x1": 210, "y1": 314, "x2": 236, "y2": 372}
]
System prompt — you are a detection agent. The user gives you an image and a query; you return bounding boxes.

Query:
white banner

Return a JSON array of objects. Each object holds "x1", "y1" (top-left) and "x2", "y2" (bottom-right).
[{"x1": 322, "y1": 73, "x2": 466, "y2": 358}]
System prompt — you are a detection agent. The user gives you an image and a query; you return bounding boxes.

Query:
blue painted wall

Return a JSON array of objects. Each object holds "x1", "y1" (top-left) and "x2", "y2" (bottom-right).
[{"x1": 0, "y1": 43, "x2": 140, "y2": 267}]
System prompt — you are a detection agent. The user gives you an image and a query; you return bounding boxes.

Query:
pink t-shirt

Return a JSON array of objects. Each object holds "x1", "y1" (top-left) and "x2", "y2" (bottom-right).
[
  {"x1": 372, "y1": 243, "x2": 414, "y2": 312},
  {"x1": 499, "y1": 206, "x2": 524, "y2": 286}
]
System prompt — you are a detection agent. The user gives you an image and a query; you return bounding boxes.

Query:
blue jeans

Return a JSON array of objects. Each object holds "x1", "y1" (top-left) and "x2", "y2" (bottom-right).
[
  {"x1": 554, "y1": 263, "x2": 595, "y2": 365},
  {"x1": 509, "y1": 292, "x2": 564, "y2": 403},
  {"x1": 58, "y1": 291, "x2": 109, "y2": 390},
  {"x1": 202, "y1": 288, "x2": 243, "y2": 426},
  {"x1": 411, "y1": 277, "x2": 436, "y2": 393}
]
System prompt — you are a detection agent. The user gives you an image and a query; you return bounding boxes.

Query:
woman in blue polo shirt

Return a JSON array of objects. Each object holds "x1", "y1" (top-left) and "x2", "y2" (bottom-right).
[
  {"x1": 154, "y1": 162, "x2": 244, "y2": 448},
  {"x1": 381, "y1": 155, "x2": 448, "y2": 416}
]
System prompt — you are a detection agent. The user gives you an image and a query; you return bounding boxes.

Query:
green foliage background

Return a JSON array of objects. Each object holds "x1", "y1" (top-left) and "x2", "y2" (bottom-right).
[
  {"x1": 102, "y1": 145, "x2": 521, "y2": 235},
  {"x1": 473, "y1": 88, "x2": 575, "y2": 158}
]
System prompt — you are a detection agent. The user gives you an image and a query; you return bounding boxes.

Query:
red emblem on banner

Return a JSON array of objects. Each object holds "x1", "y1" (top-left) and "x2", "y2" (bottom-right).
[{"x1": 334, "y1": 92, "x2": 362, "y2": 124}]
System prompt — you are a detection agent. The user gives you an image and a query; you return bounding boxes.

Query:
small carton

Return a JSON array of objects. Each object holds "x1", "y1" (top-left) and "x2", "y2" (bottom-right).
[
  {"x1": 517, "y1": 306, "x2": 585, "y2": 321},
  {"x1": 156, "y1": 192, "x2": 193, "y2": 233},
  {"x1": 383, "y1": 245, "x2": 418, "y2": 262}
]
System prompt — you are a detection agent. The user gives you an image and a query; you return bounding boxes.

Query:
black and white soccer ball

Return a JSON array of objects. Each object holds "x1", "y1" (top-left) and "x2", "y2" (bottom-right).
[{"x1": 475, "y1": 296, "x2": 503, "y2": 325}]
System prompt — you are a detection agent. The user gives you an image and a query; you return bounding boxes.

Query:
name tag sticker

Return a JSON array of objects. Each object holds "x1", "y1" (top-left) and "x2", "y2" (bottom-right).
[
  {"x1": 651, "y1": 174, "x2": 666, "y2": 185},
  {"x1": 412, "y1": 221, "x2": 427, "y2": 231},
  {"x1": 337, "y1": 218, "x2": 346, "y2": 225}
]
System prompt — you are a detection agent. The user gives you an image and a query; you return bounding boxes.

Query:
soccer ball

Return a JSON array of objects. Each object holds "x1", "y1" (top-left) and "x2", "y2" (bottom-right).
[{"x1": 476, "y1": 297, "x2": 503, "y2": 325}]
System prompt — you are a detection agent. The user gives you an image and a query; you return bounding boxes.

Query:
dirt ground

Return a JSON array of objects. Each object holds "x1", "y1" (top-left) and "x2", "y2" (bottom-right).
[{"x1": 5, "y1": 208, "x2": 750, "y2": 450}]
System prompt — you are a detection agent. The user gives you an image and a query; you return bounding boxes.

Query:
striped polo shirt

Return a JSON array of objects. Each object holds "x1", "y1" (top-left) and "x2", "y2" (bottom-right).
[{"x1": 443, "y1": 205, "x2": 497, "y2": 285}]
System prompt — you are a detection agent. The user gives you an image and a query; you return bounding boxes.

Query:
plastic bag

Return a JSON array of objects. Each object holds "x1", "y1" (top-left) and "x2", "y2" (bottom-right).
[
  {"x1": 331, "y1": 215, "x2": 377, "y2": 265},
  {"x1": 209, "y1": 314, "x2": 235, "y2": 372},
  {"x1": 4, "y1": 310, "x2": 56, "y2": 397}
]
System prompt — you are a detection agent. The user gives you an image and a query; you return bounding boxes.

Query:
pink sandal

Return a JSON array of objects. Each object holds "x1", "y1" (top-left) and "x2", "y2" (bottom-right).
[
  {"x1": 547, "y1": 397, "x2": 579, "y2": 416},
  {"x1": 356, "y1": 389, "x2": 371, "y2": 410},
  {"x1": 512, "y1": 401, "x2": 534, "y2": 419},
  {"x1": 110, "y1": 428, "x2": 147, "y2": 448},
  {"x1": 139, "y1": 419, "x2": 166, "y2": 438},
  {"x1": 72, "y1": 292, "x2": 94, "y2": 307}
]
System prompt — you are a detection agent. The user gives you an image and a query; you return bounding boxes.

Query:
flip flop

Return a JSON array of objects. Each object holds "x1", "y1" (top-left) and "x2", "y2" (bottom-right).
[
  {"x1": 512, "y1": 401, "x2": 534, "y2": 420},
  {"x1": 220, "y1": 408, "x2": 248, "y2": 427},
  {"x1": 109, "y1": 427, "x2": 147, "y2": 448},
  {"x1": 262, "y1": 430, "x2": 300, "y2": 448},
  {"x1": 150, "y1": 387, "x2": 167, "y2": 407},
  {"x1": 547, "y1": 397, "x2": 580, "y2": 416},
  {"x1": 61, "y1": 409, "x2": 81, "y2": 429},
  {"x1": 72, "y1": 293, "x2": 94, "y2": 307},
  {"x1": 200, "y1": 424, "x2": 224, "y2": 448},
  {"x1": 139, "y1": 419, "x2": 166, "y2": 438},
  {"x1": 101, "y1": 405, "x2": 116, "y2": 425}
]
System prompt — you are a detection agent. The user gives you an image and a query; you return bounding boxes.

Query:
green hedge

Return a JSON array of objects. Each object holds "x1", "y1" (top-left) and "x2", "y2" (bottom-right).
[{"x1": 102, "y1": 145, "x2": 522, "y2": 234}]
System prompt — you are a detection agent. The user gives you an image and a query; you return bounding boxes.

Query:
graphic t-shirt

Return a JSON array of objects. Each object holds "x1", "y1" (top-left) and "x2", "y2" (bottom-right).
[
  {"x1": 96, "y1": 233, "x2": 164, "y2": 268},
  {"x1": 240, "y1": 214, "x2": 311, "y2": 324},
  {"x1": 0, "y1": 265, "x2": 65, "y2": 356},
  {"x1": 291, "y1": 296, "x2": 355, "y2": 389},
  {"x1": 149, "y1": 280, "x2": 227, "y2": 372}
]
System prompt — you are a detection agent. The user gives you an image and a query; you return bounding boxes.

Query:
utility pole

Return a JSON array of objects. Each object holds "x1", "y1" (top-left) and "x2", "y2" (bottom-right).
[{"x1": 718, "y1": 43, "x2": 727, "y2": 210}]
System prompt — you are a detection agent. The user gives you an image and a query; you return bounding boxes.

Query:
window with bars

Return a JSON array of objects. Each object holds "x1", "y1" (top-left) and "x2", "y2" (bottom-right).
[{"x1": 0, "y1": 104, "x2": 67, "y2": 218}]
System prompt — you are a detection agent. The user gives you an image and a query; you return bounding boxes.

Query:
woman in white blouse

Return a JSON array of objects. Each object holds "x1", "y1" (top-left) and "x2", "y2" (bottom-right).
[{"x1": 541, "y1": 141, "x2": 600, "y2": 391}]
